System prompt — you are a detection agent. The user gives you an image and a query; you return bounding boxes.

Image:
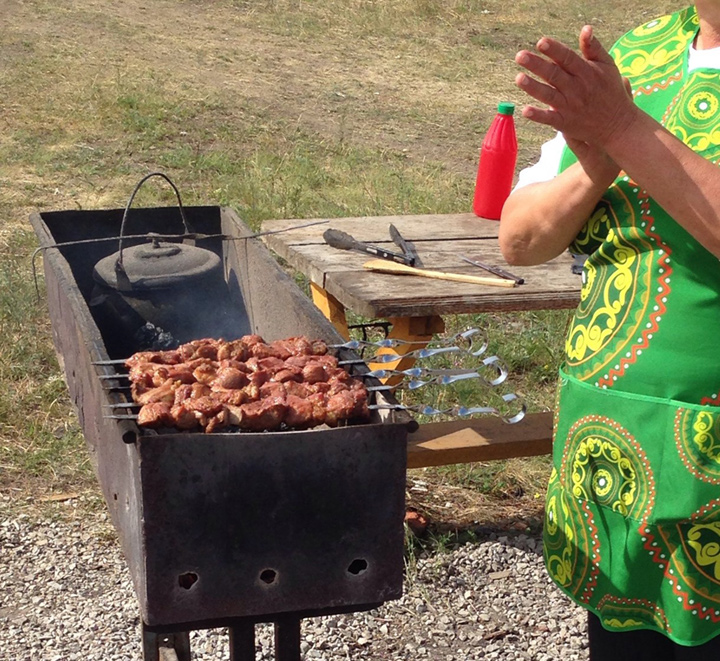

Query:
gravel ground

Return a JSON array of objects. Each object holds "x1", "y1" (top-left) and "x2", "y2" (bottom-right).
[{"x1": 0, "y1": 507, "x2": 589, "y2": 661}]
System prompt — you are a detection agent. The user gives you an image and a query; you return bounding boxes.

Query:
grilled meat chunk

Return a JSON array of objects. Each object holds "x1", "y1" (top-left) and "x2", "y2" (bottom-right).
[
  {"x1": 214, "y1": 366, "x2": 249, "y2": 390},
  {"x1": 125, "y1": 335, "x2": 370, "y2": 432},
  {"x1": 137, "y1": 402, "x2": 174, "y2": 428},
  {"x1": 134, "y1": 380, "x2": 178, "y2": 405},
  {"x1": 227, "y1": 396, "x2": 287, "y2": 432}
]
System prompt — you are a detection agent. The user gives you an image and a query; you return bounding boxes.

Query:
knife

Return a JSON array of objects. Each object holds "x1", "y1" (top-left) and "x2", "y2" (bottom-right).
[
  {"x1": 459, "y1": 255, "x2": 524, "y2": 285},
  {"x1": 323, "y1": 229, "x2": 413, "y2": 265},
  {"x1": 388, "y1": 224, "x2": 420, "y2": 267}
]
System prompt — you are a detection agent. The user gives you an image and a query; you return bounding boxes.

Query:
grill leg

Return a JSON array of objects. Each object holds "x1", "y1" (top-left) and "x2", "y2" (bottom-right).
[
  {"x1": 229, "y1": 621, "x2": 256, "y2": 660},
  {"x1": 142, "y1": 625, "x2": 191, "y2": 661},
  {"x1": 274, "y1": 616, "x2": 301, "y2": 661}
]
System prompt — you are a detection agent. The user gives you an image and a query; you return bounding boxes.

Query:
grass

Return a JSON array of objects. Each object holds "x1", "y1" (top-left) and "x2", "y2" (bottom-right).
[
  {"x1": 0, "y1": 225, "x2": 93, "y2": 498},
  {"x1": 0, "y1": 0, "x2": 675, "y2": 530}
]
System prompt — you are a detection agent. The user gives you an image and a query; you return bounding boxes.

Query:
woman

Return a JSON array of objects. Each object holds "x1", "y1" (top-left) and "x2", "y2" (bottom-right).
[{"x1": 499, "y1": 4, "x2": 720, "y2": 659}]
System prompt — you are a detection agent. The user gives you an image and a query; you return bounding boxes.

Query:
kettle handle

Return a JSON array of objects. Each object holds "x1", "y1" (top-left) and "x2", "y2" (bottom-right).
[{"x1": 116, "y1": 172, "x2": 194, "y2": 275}]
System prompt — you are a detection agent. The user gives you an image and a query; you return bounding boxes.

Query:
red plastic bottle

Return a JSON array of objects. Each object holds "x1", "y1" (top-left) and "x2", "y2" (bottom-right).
[{"x1": 472, "y1": 102, "x2": 518, "y2": 220}]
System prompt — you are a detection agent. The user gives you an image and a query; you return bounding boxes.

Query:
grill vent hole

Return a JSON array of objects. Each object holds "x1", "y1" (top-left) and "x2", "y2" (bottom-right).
[
  {"x1": 178, "y1": 572, "x2": 199, "y2": 590},
  {"x1": 259, "y1": 569, "x2": 277, "y2": 585},
  {"x1": 122, "y1": 430, "x2": 137, "y2": 444},
  {"x1": 347, "y1": 559, "x2": 368, "y2": 576}
]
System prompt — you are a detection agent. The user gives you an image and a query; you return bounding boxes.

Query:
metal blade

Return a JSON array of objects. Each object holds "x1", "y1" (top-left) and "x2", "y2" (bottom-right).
[
  {"x1": 388, "y1": 224, "x2": 421, "y2": 267},
  {"x1": 459, "y1": 255, "x2": 524, "y2": 284}
]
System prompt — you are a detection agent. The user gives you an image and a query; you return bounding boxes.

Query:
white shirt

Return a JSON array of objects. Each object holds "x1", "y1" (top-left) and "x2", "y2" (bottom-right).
[{"x1": 514, "y1": 43, "x2": 720, "y2": 190}]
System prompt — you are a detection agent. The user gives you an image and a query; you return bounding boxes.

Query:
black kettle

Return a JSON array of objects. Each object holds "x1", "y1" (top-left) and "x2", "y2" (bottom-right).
[{"x1": 90, "y1": 173, "x2": 230, "y2": 351}]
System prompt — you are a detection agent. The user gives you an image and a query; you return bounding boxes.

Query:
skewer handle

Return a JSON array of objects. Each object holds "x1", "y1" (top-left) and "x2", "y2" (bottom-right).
[{"x1": 362, "y1": 259, "x2": 516, "y2": 288}]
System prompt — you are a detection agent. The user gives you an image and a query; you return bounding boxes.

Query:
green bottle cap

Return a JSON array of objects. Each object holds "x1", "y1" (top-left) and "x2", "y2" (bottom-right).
[{"x1": 498, "y1": 102, "x2": 515, "y2": 115}]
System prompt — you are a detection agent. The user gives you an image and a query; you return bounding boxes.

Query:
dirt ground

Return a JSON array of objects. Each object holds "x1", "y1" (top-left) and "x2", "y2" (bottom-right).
[
  {"x1": 1, "y1": 0, "x2": 552, "y2": 215},
  {"x1": 2, "y1": 0, "x2": 683, "y2": 190},
  {"x1": 2, "y1": 0, "x2": 678, "y2": 219}
]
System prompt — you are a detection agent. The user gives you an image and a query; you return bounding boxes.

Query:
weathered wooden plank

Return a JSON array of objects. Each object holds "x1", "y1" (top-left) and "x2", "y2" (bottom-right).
[
  {"x1": 326, "y1": 278, "x2": 579, "y2": 317},
  {"x1": 262, "y1": 213, "x2": 581, "y2": 318},
  {"x1": 263, "y1": 213, "x2": 499, "y2": 248},
  {"x1": 323, "y1": 260, "x2": 579, "y2": 318},
  {"x1": 275, "y1": 238, "x2": 529, "y2": 272},
  {"x1": 407, "y1": 412, "x2": 553, "y2": 468},
  {"x1": 264, "y1": 241, "x2": 506, "y2": 289}
]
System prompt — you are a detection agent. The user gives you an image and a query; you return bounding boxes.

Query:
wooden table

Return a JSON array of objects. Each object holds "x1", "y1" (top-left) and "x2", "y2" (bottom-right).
[{"x1": 262, "y1": 212, "x2": 581, "y2": 467}]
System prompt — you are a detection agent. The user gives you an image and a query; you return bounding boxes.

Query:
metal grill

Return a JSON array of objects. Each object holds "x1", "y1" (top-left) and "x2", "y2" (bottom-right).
[{"x1": 31, "y1": 204, "x2": 411, "y2": 660}]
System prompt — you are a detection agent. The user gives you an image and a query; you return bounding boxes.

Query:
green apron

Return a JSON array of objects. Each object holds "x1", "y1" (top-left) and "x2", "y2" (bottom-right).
[{"x1": 544, "y1": 6, "x2": 720, "y2": 646}]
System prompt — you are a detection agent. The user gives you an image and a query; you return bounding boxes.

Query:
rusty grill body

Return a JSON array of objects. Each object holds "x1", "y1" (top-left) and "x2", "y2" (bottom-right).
[{"x1": 30, "y1": 206, "x2": 409, "y2": 632}]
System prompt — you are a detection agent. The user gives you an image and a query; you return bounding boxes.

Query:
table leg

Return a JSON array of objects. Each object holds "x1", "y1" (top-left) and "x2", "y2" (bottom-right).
[
  {"x1": 369, "y1": 316, "x2": 445, "y2": 386},
  {"x1": 310, "y1": 283, "x2": 350, "y2": 340},
  {"x1": 308, "y1": 285, "x2": 445, "y2": 385}
]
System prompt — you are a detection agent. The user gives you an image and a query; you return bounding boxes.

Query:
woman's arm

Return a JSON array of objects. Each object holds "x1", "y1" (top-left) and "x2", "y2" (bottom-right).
[
  {"x1": 508, "y1": 25, "x2": 720, "y2": 260},
  {"x1": 603, "y1": 106, "x2": 720, "y2": 258},
  {"x1": 499, "y1": 143, "x2": 618, "y2": 265}
]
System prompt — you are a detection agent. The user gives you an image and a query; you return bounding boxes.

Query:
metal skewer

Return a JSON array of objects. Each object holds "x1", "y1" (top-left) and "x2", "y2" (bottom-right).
[
  {"x1": 338, "y1": 341, "x2": 487, "y2": 365},
  {"x1": 94, "y1": 326, "x2": 521, "y2": 424},
  {"x1": 359, "y1": 356, "x2": 508, "y2": 388},
  {"x1": 105, "y1": 393, "x2": 526, "y2": 425},
  {"x1": 102, "y1": 379, "x2": 396, "y2": 408},
  {"x1": 98, "y1": 361, "x2": 507, "y2": 391},
  {"x1": 459, "y1": 255, "x2": 524, "y2": 285},
  {"x1": 92, "y1": 328, "x2": 490, "y2": 366},
  {"x1": 370, "y1": 393, "x2": 526, "y2": 425},
  {"x1": 331, "y1": 328, "x2": 488, "y2": 354}
]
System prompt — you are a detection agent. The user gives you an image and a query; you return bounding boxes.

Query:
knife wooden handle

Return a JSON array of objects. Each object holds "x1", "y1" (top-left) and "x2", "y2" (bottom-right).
[{"x1": 362, "y1": 259, "x2": 516, "y2": 288}]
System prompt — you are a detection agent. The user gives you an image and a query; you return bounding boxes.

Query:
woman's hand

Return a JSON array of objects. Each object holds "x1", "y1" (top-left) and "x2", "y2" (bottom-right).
[
  {"x1": 506, "y1": 22, "x2": 720, "y2": 260},
  {"x1": 564, "y1": 136, "x2": 620, "y2": 189},
  {"x1": 515, "y1": 26, "x2": 637, "y2": 148},
  {"x1": 499, "y1": 26, "x2": 633, "y2": 266},
  {"x1": 515, "y1": 25, "x2": 632, "y2": 189}
]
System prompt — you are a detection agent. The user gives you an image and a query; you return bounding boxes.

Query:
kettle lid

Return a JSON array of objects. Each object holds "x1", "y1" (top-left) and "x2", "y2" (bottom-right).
[{"x1": 93, "y1": 235, "x2": 222, "y2": 291}]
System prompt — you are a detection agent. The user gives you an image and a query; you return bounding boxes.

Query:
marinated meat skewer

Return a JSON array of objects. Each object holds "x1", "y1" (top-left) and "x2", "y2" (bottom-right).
[{"x1": 121, "y1": 334, "x2": 370, "y2": 433}]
